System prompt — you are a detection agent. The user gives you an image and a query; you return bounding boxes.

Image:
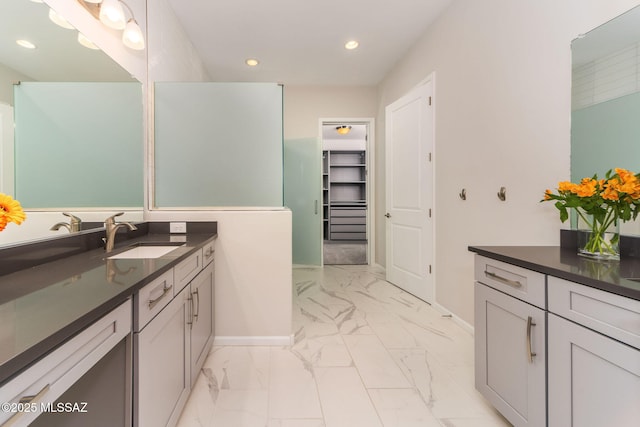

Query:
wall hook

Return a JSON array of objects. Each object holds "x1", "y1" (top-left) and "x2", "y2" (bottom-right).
[
  {"x1": 459, "y1": 188, "x2": 467, "y2": 200},
  {"x1": 497, "y1": 187, "x2": 506, "y2": 201}
]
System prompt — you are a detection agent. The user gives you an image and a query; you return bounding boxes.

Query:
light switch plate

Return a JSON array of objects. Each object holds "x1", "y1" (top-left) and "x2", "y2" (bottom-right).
[{"x1": 170, "y1": 222, "x2": 187, "y2": 233}]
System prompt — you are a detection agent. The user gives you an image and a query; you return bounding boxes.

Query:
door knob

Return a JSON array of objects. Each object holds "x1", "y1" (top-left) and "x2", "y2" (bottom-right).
[{"x1": 385, "y1": 213, "x2": 391, "y2": 218}]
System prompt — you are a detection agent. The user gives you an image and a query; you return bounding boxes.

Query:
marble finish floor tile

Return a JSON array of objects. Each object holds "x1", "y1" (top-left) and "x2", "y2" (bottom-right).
[{"x1": 177, "y1": 265, "x2": 512, "y2": 427}]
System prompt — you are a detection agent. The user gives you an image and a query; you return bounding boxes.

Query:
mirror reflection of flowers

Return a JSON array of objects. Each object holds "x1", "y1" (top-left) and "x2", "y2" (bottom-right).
[
  {"x1": 542, "y1": 168, "x2": 640, "y2": 257},
  {"x1": 0, "y1": 193, "x2": 26, "y2": 232}
]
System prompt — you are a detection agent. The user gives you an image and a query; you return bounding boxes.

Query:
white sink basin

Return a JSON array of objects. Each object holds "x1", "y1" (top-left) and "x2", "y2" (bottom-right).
[{"x1": 108, "y1": 245, "x2": 184, "y2": 259}]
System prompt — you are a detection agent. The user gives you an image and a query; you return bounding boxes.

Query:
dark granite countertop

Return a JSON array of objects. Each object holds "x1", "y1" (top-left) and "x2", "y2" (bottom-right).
[
  {"x1": 0, "y1": 222, "x2": 217, "y2": 386},
  {"x1": 468, "y1": 245, "x2": 640, "y2": 301}
]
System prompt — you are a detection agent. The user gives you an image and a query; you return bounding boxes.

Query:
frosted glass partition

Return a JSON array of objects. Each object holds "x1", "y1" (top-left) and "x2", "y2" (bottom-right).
[
  {"x1": 154, "y1": 82, "x2": 283, "y2": 207},
  {"x1": 571, "y1": 92, "x2": 640, "y2": 182},
  {"x1": 14, "y1": 82, "x2": 143, "y2": 208},
  {"x1": 284, "y1": 138, "x2": 322, "y2": 265}
]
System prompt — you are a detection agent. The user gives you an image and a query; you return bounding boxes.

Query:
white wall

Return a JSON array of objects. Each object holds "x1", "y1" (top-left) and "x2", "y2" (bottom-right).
[
  {"x1": 146, "y1": 210, "x2": 293, "y2": 344},
  {"x1": 284, "y1": 86, "x2": 378, "y2": 139},
  {"x1": 376, "y1": 0, "x2": 640, "y2": 326}
]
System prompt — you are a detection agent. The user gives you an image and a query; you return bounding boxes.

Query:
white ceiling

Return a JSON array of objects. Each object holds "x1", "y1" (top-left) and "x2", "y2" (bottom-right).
[{"x1": 166, "y1": 0, "x2": 453, "y2": 86}]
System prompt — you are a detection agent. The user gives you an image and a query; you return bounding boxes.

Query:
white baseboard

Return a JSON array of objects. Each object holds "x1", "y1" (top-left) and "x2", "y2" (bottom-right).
[
  {"x1": 213, "y1": 335, "x2": 294, "y2": 346},
  {"x1": 432, "y1": 302, "x2": 474, "y2": 335}
]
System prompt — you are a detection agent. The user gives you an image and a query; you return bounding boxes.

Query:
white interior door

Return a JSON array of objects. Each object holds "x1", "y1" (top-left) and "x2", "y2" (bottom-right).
[{"x1": 385, "y1": 80, "x2": 434, "y2": 302}]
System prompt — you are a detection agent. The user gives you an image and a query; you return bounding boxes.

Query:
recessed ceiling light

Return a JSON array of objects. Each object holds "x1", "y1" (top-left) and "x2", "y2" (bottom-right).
[
  {"x1": 246, "y1": 58, "x2": 259, "y2": 67},
  {"x1": 345, "y1": 40, "x2": 359, "y2": 50},
  {"x1": 16, "y1": 39, "x2": 36, "y2": 49}
]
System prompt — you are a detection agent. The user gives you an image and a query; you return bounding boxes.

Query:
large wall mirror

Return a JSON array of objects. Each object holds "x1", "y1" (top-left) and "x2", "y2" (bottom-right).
[
  {"x1": 0, "y1": 0, "x2": 143, "y2": 245},
  {"x1": 571, "y1": 4, "x2": 640, "y2": 234}
]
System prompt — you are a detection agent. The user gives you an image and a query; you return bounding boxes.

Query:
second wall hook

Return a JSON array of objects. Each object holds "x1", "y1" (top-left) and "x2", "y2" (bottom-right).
[
  {"x1": 497, "y1": 187, "x2": 507, "y2": 201},
  {"x1": 459, "y1": 189, "x2": 467, "y2": 200}
]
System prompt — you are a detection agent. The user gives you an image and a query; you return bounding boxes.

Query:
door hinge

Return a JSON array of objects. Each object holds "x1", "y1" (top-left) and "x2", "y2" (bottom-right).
[
  {"x1": 428, "y1": 96, "x2": 432, "y2": 106},
  {"x1": 428, "y1": 208, "x2": 432, "y2": 218},
  {"x1": 428, "y1": 152, "x2": 432, "y2": 162},
  {"x1": 429, "y1": 265, "x2": 432, "y2": 274}
]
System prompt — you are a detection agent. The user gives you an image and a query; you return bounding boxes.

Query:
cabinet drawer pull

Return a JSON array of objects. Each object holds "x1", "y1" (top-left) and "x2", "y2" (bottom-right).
[
  {"x1": 148, "y1": 283, "x2": 172, "y2": 309},
  {"x1": 527, "y1": 316, "x2": 537, "y2": 363},
  {"x1": 5, "y1": 384, "x2": 50, "y2": 426},
  {"x1": 484, "y1": 270, "x2": 523, "y2": 288},
  {"x1": 204, "y1": 247, "x2": 214, "y2": 258}
]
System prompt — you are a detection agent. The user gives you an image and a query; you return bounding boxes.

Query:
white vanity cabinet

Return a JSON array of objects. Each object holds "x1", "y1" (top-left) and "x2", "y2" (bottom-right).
[
  {"x1": 135, "y1": 242, "x2": 215, "y2": 427},
  {"x1": 474, "y1": 255, "x2": 546, "y2": 427},
  {"x1": 547, "y1": 277, "x2": 640, "y2": 427},
  {"x1": 0, "y1": 300, "x2": 132, "y2": 427}
]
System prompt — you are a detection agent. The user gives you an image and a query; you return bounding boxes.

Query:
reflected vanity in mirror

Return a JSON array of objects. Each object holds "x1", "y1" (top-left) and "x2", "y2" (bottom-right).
[
  {"x1": 0, "y1": 0, "x2": 143, "y2": 246},
  {"x1": 571, "y1": 4, "x2": 640, "y2": 235}
]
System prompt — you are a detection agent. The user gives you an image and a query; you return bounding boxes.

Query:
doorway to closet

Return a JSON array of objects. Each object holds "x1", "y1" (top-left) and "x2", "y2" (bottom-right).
[{"x1": 321, "y1": 121, "x2": 371, "y2": 265}]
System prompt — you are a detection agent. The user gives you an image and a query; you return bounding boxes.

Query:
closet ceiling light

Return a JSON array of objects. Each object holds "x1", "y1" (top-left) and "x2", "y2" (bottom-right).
[
  {"x1": 246, "y1": 58, "x2": 259, "y2": 67},
  {"x1": 83, "y1": 0, "x2": 104, "y2": 3},
  {"x1": 336, "y1": 125, "x2": 352, "y2": 135},
  {"x1": 344, "y1": 40, "x2": 359, "y2": 50}
]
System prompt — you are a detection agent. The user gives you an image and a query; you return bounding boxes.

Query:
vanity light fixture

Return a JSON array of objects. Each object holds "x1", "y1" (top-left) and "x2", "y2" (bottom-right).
[
  {"x1": 345, "y1": 40, "x2": 359, "y2": 50},
  {"x1": 77, "y1": 0, "x2": 145, "y2": 50},
  {"x1": 336, "y1": 125, "x2": 352, "y2": 135},
  {"x1": 78, "y1": 32, "x2": 100, "y2": 50},
  {"x1": 246, "y1": 58, "x2": 259, "y2": 67},
  {"x1": 99, "y1": 0, "x2": 126, "y2": 29},
  {"x1": 49, "y1": 8, "x2": 75, "y2": 30}
]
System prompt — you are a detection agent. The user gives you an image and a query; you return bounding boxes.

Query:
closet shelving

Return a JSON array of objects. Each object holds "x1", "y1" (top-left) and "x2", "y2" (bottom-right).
[{"x1": 322, "y1": 150, "x2": 367, "y2": 241}]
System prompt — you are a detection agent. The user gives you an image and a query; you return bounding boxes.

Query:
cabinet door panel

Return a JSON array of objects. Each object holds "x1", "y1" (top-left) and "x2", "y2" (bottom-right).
[
  {"x1": 475, "y1": 282, "x2": 546, "y2": 427},
  {"x1": 189, "y1": 263, "x2": 214, "y2": 386},
  {"x1": 548, "y1": 314, "x2": 640, "y2": 427},
  {"x1": 136, "y1": 288, "x2": 190, "y2": 427}
]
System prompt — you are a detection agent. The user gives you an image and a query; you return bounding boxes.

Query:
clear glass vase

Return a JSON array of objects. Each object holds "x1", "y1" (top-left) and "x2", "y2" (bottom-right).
[{"x1": 576, "y1": 212, "x2": 620, "y2": 261}]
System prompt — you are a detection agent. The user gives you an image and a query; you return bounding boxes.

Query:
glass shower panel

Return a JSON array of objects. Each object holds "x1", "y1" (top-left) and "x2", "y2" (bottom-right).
[
  {"x1": 284, "y1": 138, "x2": 322, "y2": 266},
  {"x1": 13, "y1": 82, "x2": 143, "y2": 208},
  {"x1": 154, "y1": 82, "x2": 283, "y2": 207}
]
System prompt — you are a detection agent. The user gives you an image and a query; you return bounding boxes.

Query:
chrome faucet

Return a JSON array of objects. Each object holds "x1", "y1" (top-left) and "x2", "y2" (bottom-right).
[
  {"x1": 104, "y1": 212, "x2": 137, "y2": 252},
  {"x1": 50, "y1": 212, "x2": 83, "y2": 233}
]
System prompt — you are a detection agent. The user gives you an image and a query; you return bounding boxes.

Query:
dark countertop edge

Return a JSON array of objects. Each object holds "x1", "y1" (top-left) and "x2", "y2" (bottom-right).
[
  {"x1": 0, "y1": 224, "x2": 217, "y2": 386},
  {"x1": 468, "y1": 246, "x2": 640, "y2": 301}
]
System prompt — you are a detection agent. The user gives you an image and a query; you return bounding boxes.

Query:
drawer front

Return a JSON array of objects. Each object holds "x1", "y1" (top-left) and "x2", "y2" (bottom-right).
[
  {"x1": 548, "y1": 276, "x2": 640, "y2": 350},
  {"x1": 174, "y1": 249, "x2": 203, "y2": 293},
  {"x1": 330, "y1": 232, "x2": 366, "y2": 240},
  {"x1": 331, "y1": 208, "x2": 366, "y2": 217},
  {"x1": 0, "y1": 300, "x2": 131, "y2": 427},
  {"x1": 331, "y1": 216, "x2": 365, "y2": 225},
  {"x1": 202, "y1": 240, "x2": 215, "y2": 268},
  {"x1": 330, "y1": 224, "x2": 366, "y2": 233},
  {"x1": 474, "y1": 255, "x2": 546, "y2": 309},
  {"x1": 136, "y1": 269, "x2": 175, "y2": 331}
]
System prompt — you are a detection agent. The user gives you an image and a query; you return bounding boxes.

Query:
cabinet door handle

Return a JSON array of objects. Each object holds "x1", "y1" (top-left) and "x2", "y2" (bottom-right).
[
  {"x1": 187, "y1": 294, "x2": 194, "y2": 326},
  {"x1": 193, "y1": 289, "x2": 200, "y2": 321},
  {"x1": 484, "y1": 270, "x2": 523, "y2": 288},
  {"x1": 148, "y1": 283, "x2": 172, "y2": 309},
  {"x1": 527, "y1": 316, "x2": 537, "y2": 363},
  {"x1": 5, "y1": 384, "x2": 51, "y2": 426},
  {"x1": 315, "y1": 200, "x2": 318, "y2": 215}
]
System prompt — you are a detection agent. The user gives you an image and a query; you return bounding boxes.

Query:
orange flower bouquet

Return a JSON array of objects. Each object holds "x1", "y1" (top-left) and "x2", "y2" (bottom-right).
[
  {"x1": 0, "y1": 193, "x2": 26, "y2": 232},
  {"x1": 543, "y1": 168, "x2": 640, "y2": 260}
]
